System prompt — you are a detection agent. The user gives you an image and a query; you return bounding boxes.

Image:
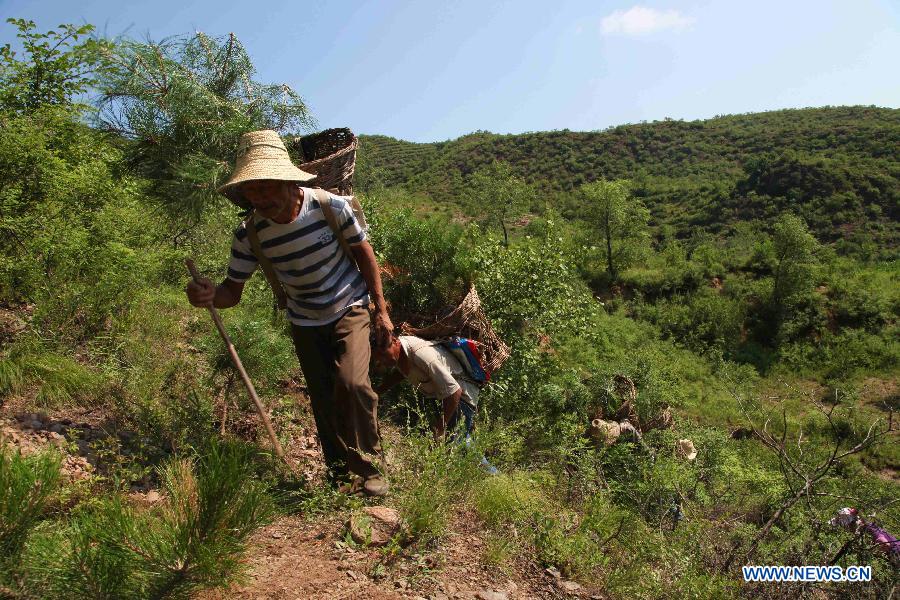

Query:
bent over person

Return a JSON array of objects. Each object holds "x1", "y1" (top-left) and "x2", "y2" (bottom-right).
[
  {"x1": 373, "y1": 334, "x2": 498, "y2": 474},
  {"x1": 373, "y1": 334, "x2": 478, "y2": 439},
  {"x1": 186, "y1": 130, "x2": 392, "y2": 496}
]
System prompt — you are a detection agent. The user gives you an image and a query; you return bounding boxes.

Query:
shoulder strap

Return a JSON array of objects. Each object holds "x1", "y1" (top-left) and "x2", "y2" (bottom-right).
[
  {"x1": 311, "y1": 188, "x2": 358, "y2": 269},
  {"x1": 245, "y1": 211, "x2": 288, "y2": 309}
]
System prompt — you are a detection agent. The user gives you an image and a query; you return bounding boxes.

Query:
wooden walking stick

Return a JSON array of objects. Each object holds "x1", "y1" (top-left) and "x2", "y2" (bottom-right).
[{"x1": 185, "y1": 259, "x2": 290, "y2": 466}]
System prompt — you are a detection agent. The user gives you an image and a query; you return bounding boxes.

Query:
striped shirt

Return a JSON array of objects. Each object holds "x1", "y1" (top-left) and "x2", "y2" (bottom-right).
[{"x1": 226, "y1": 188, "x2": 369, "y2": 326}]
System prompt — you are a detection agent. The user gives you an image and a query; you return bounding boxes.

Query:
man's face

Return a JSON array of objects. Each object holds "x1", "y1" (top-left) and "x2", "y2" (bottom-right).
[
  {"x1": 372, "y1": 337, "x2": 401, "y2": 370},
  {"x1": 240, "y1": 179, "x2": 294, "y2": 220}
]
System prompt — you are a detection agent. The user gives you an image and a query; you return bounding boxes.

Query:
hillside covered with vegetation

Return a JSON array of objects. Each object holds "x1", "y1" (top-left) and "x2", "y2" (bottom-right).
[
  {"x1": 359, "y1": 106, "x2": 900, "y2": 254},
  {"x1": 1, "y1": 19, "x2": 897, "y2": 600}
]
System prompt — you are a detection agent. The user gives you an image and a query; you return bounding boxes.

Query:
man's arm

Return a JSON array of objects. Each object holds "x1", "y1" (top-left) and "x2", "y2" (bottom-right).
[
  {"x1": 433, "y1": 388, "x2": 462, "y2": 440},
  {"x1": 186, "y1": 277, "x2": 245, "y2": 309},
  {"x1": 351, "y1": 240, "x2": 394, "y2": 347}
]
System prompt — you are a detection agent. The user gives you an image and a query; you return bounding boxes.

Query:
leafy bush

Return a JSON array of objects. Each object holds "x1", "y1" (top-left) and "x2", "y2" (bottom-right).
[
  {"x1": 473, "y1": 471, "x2": 553, "y2": 528},
  {"x1": 364, "y1": 189, "x2": 472, "y2": 321},
  {"x1": 824, "y1": 259, "x2": 899, "y2": 331},
  {"x1": 639, "y1": 288, "x2": 746, "y2": 356},
  {"x1": 0, "y1": 18, "x2": 107, "y2": 113},
  {"x1": 0, "y1": 105, "x2": 175, "y2": 346}
]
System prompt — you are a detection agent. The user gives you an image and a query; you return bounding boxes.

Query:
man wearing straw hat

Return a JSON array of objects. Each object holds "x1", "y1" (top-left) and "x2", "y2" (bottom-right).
[{"x1": 186, "y1": 130, "x2": 392, "y2": 497}]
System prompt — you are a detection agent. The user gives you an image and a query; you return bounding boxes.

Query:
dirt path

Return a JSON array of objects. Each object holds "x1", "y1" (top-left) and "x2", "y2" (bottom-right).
[
  {"x1": 201, "y1": 515, "x2": 404, "y2": 600},
  {"x1": 200, "y1": 511, "x2": 569, "y2": 600}
]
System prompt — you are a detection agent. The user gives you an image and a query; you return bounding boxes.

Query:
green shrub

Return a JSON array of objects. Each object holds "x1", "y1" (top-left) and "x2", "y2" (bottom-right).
[
  {"x1": 22, "y1": 440, "x2": 276, "y2": 599},
  {"x1": 0, "y1": 444, "x2": 61, "y2": 564},
  {"x1": 473, "y1": 471, "x2": 552, "y2": 528},
  {"x1": 195, "y1": 303, "x2": 297, "y2": 389},
  {"x1": 824, "y1": 259, "x2": 898, "y2": 331},
  {"x1": 640, "y1": 288, "x2": 746, "y2": 356},
  {"x1": 364, "y1": 189, "x2": 472, "y2": 320},
  {"x1": 0, "y1": 106, "x2": 176, "y2": 346}
]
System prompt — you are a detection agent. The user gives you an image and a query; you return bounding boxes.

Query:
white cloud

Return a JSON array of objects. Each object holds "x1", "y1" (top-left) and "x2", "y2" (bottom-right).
[{"x1": 601, "y1": 6, "x2": 694, "y2": 36}]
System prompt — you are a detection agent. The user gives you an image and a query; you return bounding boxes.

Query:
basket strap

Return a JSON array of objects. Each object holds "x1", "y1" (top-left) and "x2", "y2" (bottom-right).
[
  {"x1": 246, "y1": 211, "x2": 288, "y2": 310},
  {"x1": 311, "y1": 188, "x2": 359, "y2": 270}
]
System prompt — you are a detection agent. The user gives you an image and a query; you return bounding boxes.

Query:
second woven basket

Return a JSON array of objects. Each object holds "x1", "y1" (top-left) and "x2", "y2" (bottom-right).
[{"x1": 288, "y1": 127, "x2": 358, "y2": 196}]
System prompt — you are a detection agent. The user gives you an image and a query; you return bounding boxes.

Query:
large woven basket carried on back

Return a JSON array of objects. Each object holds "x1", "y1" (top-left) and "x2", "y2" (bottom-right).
[
  {"x1": 400, "y1": 285, "x2": 510, "y2": 377},
  {"x1": 289, "y1": 128, "x2": 358, "y2": 195}
]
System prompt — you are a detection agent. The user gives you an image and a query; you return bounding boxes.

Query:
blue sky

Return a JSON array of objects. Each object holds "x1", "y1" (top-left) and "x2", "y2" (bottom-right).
[{"x1": 2, "y1": 0, "x2": 898, "y2": 142}]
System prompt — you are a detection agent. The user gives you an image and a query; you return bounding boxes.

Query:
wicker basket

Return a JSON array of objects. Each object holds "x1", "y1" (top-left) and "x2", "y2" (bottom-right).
[
  {"x1": 400, "y1": 286, "x2": 510, "y2": 378},
  {"x1": 289, "y1": 128, "x2": 358, "y2": 196}
]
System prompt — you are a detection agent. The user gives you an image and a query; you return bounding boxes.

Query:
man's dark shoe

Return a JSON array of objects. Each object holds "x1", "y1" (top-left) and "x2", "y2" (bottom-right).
[{"x1": 362, "y1": 474, "x2": 388, "y2": 497}]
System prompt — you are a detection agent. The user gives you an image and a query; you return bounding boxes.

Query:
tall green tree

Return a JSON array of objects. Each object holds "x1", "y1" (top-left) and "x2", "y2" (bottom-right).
[
  {"x1": 97, "y1": 32, "x2": 316, "y2": 222},
  {"x1": 468, "y1": 161, "x2": 532, "y2": 247},
  {"x1": 579, "y1": 179, "x2": 650, "y2": 282},
  {"x1": 770, "y1": 213, "x2": 820, "y2": 312}
]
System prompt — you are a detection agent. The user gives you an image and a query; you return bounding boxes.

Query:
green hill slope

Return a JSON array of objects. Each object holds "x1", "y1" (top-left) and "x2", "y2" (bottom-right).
[{"x1": 358, "y1": 106, "x2": 900, "y2": 249}]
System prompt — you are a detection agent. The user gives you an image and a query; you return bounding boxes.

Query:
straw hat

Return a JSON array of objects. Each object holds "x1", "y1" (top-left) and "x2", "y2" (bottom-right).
[{"x1": 217, "y1": 130, "x2": 316, "y2": 208}]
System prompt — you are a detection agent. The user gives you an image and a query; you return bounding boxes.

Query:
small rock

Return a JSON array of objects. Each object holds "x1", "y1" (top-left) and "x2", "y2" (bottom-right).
[
  {"x1": 559, "y1": 580, "x2": 581, "y2": 593},
  {"x1": 49, "y1": 422, "x2": 65, "y2": 434},
  {"x1": 271, "y1": 531, "x2": 283, "y2": 539},
  {"x1": 145, "y1": 490, "x2": 161, "y2": 504},
  {"x1": 476, "y1": 592, "x2": 508, "y2": 600},
  {"x1": 347, "y1": 506, "x2": 402, "y2": 547},
  {"x1": 545, "y1": 567, "x2": 562, "y2": 579}
]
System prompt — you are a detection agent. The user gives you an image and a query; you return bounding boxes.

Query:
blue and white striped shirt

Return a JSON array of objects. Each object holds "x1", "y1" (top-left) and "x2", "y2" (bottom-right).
[{"x1": 226, "y1": 188, "x2": 369, "y2": 326}]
